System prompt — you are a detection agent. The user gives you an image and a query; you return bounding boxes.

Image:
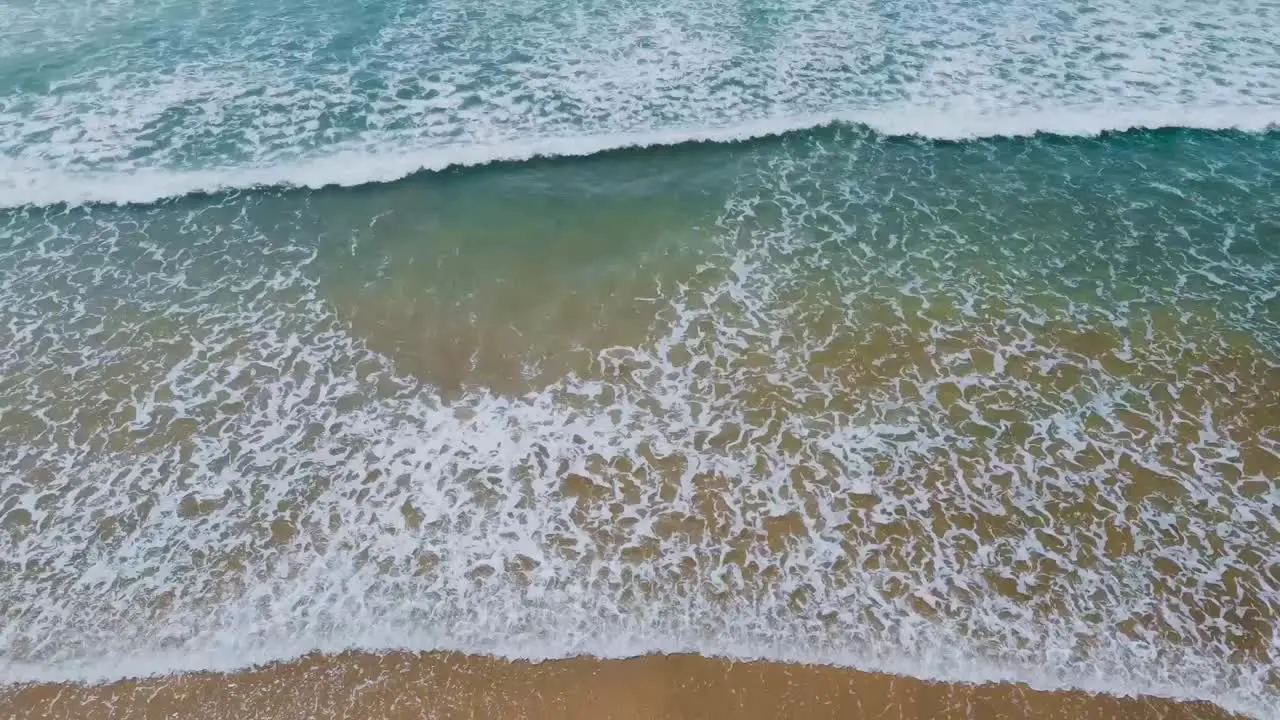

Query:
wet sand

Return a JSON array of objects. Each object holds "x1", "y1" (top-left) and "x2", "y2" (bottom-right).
[{"x1": 0, "y1": 651, "x2": 1244, "y2": 720}]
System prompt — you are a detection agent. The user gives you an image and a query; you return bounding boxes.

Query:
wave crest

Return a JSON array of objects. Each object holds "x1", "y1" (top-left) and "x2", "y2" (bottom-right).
[{"x1": 2, "y1": 106, "x2": 1277, "y2": 209}]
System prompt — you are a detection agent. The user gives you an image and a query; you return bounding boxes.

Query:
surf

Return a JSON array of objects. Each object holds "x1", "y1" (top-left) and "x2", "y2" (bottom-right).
[
  {"x1": 1, "y1": 2, "x2": 1277, "y2": 718},
  {"x1": 2, "y1": 106, "x2": 1278, "y2": 209}
]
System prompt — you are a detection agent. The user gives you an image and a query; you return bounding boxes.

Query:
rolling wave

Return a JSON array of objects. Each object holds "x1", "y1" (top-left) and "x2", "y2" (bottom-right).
[{"x1": 2, "y1": 106, "x2": 1278, "y2": 209}]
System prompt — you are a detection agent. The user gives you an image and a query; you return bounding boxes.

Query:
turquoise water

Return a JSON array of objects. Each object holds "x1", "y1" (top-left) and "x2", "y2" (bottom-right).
[{"x1": 1, "y1": 1, "x2": 1279, "y2": 717}]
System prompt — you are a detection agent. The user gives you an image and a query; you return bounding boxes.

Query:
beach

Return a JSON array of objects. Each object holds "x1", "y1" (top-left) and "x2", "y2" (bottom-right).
[{"x1": 1, "y1": 652, "x2": 1247, "y2": 720}]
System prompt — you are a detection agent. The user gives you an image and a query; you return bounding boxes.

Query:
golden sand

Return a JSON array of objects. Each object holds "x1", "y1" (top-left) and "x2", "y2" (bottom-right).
[{"x1": 0, "y1": 651, "x2": 1244, "y2": 720}]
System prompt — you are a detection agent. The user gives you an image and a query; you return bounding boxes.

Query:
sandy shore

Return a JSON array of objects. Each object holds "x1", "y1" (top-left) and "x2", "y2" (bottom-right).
[{"x1": 0, "y1": 651, "x2": 1244, "y2": 720}]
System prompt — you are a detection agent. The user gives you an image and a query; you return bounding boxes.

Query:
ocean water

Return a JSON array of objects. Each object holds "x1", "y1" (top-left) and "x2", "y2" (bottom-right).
[{"x1": 1, "y1": 0, "x2": 1278, "y2": 717}]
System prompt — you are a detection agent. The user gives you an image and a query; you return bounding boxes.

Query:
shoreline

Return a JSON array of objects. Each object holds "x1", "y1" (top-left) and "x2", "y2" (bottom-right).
[{"x1": 0, "y1": 651, "x2": 1247, "y2": 719}]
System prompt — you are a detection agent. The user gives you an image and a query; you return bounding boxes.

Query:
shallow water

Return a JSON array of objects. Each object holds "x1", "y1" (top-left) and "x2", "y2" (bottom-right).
[{"x1": 1, "y1": 1, "x2": 1279, "y2": 718}]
